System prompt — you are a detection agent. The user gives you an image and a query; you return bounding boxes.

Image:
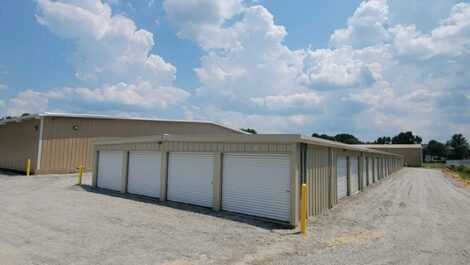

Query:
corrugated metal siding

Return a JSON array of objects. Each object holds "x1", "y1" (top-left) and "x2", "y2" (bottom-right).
[
  {"x1": 306, "y1": 146, "x2": 330, "y2": 216},
  {"x1": 97, "y1": 141, "x2": 295, "y2": 153},
  {"x1": 330, "y1": 149, "x2": 337, "y2": 208},
  {"x1": 361, "y1": 147, "x2": 422, "y2": 167},
  {"x1": 0, "y1": 119, "x2": 40, "y2": 172},
  {"x1": 39, "y1": 117, "x2": 241, "y2": 173}
]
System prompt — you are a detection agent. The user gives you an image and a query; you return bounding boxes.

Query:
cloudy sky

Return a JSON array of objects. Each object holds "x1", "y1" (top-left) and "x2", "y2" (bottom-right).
[{"x1": 0, "y1": 0, "x2": 469, "y2": 142}]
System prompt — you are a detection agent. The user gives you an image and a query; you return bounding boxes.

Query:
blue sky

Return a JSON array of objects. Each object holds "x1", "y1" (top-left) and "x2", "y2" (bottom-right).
[{"x1": 0, "y1": 0, "x2": 469, "y2": 143}]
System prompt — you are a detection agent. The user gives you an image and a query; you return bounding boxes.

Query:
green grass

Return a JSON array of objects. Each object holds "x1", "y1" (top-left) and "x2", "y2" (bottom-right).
[
  {"x1": 423, "y1": 162, "x2": 470, "y2": 181},
  {"x1": 423, "y1": 162, "x2": 447, "y2": 169}
]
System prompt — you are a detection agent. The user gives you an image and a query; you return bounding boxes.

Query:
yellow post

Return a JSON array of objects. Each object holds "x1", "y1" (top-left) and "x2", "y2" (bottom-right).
[
  {"x1": 300, "y1": 183, "x2": 308, "y2": 235},
  {"x1": 26, "y1": 159, "x2": 31, "y2": 176},
  {"x1": 78, "y1": 165, "x2": 83, "y2": 185}
]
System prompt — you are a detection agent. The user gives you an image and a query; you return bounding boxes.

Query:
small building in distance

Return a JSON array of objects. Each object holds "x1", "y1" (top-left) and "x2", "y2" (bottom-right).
[
  {"x1": 0, "y1": 113, "x2": 242, "y2": 174},
  {"x1": 355, "y1": 144, "x2": 422, "y2": 167}
]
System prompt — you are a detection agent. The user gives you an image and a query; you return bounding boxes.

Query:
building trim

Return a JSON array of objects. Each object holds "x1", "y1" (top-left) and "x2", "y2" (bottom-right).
[
  {"x1": 94, "y1": 134, "x2": 403, "y2": 158},
  {"x1": 36, "y1": 116, "x2": 44, "y2": 171}
]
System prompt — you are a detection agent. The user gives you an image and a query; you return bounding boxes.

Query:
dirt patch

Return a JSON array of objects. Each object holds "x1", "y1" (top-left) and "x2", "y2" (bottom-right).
[
  {"x1": 333, "y1": 229, "x2": 382, "y2": 245},
  {"x1": 443, "y1": 168, "x2": 470, "y2": 188}
]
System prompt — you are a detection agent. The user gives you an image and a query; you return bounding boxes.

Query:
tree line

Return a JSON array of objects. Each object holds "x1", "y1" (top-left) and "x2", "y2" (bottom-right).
[
  {"x1": 423, "y1": 134, "x2": 469, "y2": 160},
  {"x1": 241, "y1": 128, "x2": 469, "y2": 160},
  {"x1": 311, "y1": 131, "x2": 422, "y2": 145}
]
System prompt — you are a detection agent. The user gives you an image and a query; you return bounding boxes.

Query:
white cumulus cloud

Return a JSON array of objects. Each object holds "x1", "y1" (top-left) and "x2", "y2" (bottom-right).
[
  {"x1": 165, "y1": 0, "x2": 469, "y2": 141},
  {"x1": 330, "y1": 0, "x2": 390, "y2": 48},
  {"x1": 19, "y1": 0, "x2": 190, "y2": 111}
]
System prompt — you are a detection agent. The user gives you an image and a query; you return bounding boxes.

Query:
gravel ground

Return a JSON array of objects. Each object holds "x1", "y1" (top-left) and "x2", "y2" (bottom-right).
[{"x1": 0, "y1": 168, "x2": 469, "y2": 265}]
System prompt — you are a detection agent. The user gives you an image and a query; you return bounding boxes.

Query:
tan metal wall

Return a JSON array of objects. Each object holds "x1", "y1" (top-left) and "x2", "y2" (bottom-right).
[
  {"x1": 365, "y1": 147, "x2": 422, "y2": 167},
  {"x1": 306, "y1": 145, "x2": 330, "y2": 216},
  {"x1": 304, "y1": 146, "x2": 368, "y2": 216},
  {"x1": 38, "y1": 117, "x2": 242, "y2": 174},
  {"x1": 0, "y1": 119, "x2": 40, "y2": 172}
]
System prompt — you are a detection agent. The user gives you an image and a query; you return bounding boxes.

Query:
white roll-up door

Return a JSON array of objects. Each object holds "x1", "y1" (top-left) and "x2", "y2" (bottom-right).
[
  {"x1": 368, "y1": 157, "x2": 373, "y2": 184},
  {"x1": 167, "y1": 152, "x2": 213, "y2": 208},
  {"x1": 382, "y1": 158, "x2": 385, "y2": 178},
  {"x1": 375, "y1": 158, "x2": 379, "y2": 180},
  {"x1": 127, "y1": 152, "x2": 161, "y2": 198},
  {"x1": 222, "y1": 153, "x2": 291, "y2": 222},
  {"x1": 97, "y1": 151, "x2": 123, "y2": 191},
  {"x1": 362, "y1": 158, "x2": 367, "y2": 187},
  {"x1": 350, "y1": 157, "x2": 359, "y2": 194},
  {"x1": 337, "y1": 156, "x2": 348, "y2": 199}
]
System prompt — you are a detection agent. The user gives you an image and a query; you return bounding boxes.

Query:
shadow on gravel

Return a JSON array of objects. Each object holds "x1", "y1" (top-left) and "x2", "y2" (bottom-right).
[
  {"x1": 0, "y1": 169, "x2": 25, "y2": 176},
  {"x1": 74, "y1": 184, "x2": 292, "y2": 230}
]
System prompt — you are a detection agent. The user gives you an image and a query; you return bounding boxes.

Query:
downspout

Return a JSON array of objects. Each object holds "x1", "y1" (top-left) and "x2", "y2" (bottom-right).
[
  {"x1": 299, "y1": 143, "x2": 308, "y2": 218},
  {"x1": 300, "y1": 143, "x2": 307, "y2": 184},
  {"x1": 36, "y1": 116, "x2": 44, "y2": 172}
]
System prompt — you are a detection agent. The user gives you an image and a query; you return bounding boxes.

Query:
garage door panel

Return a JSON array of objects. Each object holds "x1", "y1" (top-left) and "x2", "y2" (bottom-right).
[
  {"x1": 127, "y1": 152, "x2": 161, "y2": 198},
  {"x1": 350, "y1": 157, "x2": 359, "y2": 194},
  {"x1": 97, "y1": 151, "x2": 123, "y2": 191},
  {"x1": 362, "y1": 158, "x2": 367, "y2": 187},
  {"x1": 336, "y1": 156, "x2": 347, "y2": 199},
  {"x1": 374, "y1": 158, "x2": 380, "y2": 177},
  {"x1": 367, "y1": 158, "x2": 373, "y2": 184},
  {"x1": 168, "y1": 152, "x2": 213, "y2": 208},
  {"x1": 222, "y1": 153, "x2": 290, "y2": 222}
]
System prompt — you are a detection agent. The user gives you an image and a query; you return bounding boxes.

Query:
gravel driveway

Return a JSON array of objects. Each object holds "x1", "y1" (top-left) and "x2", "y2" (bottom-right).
[{"x1": 0, "y1": 168, "x2": 468, "y2": 265}]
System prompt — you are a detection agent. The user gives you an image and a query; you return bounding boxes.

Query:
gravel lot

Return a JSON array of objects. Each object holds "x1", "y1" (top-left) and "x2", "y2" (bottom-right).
[{"x1": 0, "y1": 168, "x2": 469, "y2": 265}]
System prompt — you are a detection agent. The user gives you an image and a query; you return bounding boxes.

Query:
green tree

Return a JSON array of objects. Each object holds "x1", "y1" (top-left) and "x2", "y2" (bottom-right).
[
  {"x1": 374, "y1": 136, "x2": 391, "y2": 144},
  {"x1": 311, "y1": 133, "x2": 335, "y2": 141},
  {"x1": 312, "y1": 133, "x2": 363, "y2": 144},
  {"x1": 447, "y1": 134, "x2": 469, "y2": 159},
  {"x1": 334, "y1": 133, "x2": 363, "y2": 144},
  {"x1": 392, "y1": 131, "x2": 422, "y2": 144},
  {"x1": 423, "y1": 140, "x2": 448, "y2": 158},
  {"x1": 240, "y1": 128, "x2": 257, "y2": 134}
]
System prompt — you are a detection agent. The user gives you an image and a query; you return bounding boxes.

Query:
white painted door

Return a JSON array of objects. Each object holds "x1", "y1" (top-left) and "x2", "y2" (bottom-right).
[
  {"x1": 362, "y1": 157, "x2": 367, "y2": 188},
  {"x1": 350, "y1": 157, "x2": 359, "y2": 194},
  {"x1": 167, "y1": 152, "x2": 213, "y2": 208},
  {"x1": 127, "y1": 152, "x2": 161, "y2": 198},
  {"x1": 222, "y1": 153, "x2": 291, "y2": 222},
  {"x1": 337, "y1": 156, "x2": 348, "y2": 199},
  {"x1": 97, "y1": 151, "x2": 123, "y2": 191},
  {"x1": 368, "y1": 157, "x2": 373, "y2": 184},
  {"x1": 375, "y1": 158, "x2": 379, "y2": 181}
]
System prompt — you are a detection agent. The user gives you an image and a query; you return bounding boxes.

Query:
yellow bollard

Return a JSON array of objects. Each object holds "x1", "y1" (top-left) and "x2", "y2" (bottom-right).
[
  {"x1": 300, "y1": 183, "x2": 308, "y2": 235},
  {"x1": 78, "y1": 165, "x2": 83, "y2": 185},
  {"x1": 26, "y1": 159, "x2": 31, "y2": 176}
]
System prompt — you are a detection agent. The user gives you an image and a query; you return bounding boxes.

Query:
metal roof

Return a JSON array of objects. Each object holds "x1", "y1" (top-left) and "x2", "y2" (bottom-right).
[
  {"x1": 355, "y1": 144, "x2": 422, "y2": 148},
  {"x1": 94, "y1": 134, "x2": 403, "y2": 157},
  {"x1": 0, "y1": 112, "x2": 243, "y2": 133}
]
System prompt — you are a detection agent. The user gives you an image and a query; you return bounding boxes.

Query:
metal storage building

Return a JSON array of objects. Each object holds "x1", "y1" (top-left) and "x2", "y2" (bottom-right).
[
  {"x1": 0, "y1": 113, "x2": 242, "y2": 174},
  {"x1": 355, "y1": 144, "x2": 422, "y2": 167},
  {"x1": 92, "y1": 134, "x2": 403, "y2": 226}
]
